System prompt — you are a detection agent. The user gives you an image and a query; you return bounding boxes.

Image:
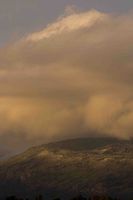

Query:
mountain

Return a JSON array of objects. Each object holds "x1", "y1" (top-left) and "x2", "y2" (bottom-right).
[
  {"x1": 0, "y1": 149, "x2": 11, "y2": 160},
  {"x1": 0, "y1": 137, "x2": 133, "y2": 199}
]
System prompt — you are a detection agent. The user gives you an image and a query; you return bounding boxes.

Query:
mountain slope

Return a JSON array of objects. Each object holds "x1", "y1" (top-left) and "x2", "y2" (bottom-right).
[{"x1": 0, "y1": 137, "x2": 133, "y2": 199}]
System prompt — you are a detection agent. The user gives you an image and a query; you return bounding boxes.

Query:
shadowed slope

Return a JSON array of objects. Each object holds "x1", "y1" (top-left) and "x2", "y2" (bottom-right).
[{"x1": 0, "y1": 137, "x2": 133, "y2": 200}]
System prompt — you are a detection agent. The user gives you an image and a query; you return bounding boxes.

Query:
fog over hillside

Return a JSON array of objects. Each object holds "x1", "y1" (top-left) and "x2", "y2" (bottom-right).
[{"x1": 0, "y1": 9, "x2": 133, "y2": 153}]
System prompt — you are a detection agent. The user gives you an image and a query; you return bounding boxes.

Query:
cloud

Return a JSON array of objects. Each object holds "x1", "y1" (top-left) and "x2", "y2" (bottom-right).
[
  {"x1": 0, "y1": 9, "x2": 133, "y2": 153},
  {"x1": 26, "y1": 10, "x2": 106, "y2": 41}
]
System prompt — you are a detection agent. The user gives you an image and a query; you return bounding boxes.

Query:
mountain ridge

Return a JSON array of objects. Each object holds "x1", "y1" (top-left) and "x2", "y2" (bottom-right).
[{"x1": 0, "y1": 137, "x2": 133, "y2": 199}]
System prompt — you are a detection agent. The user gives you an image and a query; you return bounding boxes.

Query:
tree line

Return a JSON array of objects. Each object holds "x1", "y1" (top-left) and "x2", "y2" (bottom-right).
[{"x1": 5, "y1": 194, "x2": 124, "y2": 200}]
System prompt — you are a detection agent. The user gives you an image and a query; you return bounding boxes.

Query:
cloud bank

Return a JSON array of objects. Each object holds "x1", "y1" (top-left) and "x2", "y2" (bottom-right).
[{"x1": 0, "y1": 9, "x2": 133, "y2": 152}]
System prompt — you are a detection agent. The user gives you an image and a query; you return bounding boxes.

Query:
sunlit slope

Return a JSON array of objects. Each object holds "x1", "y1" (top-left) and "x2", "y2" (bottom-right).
[{"x1": 0, "y1": 138, "x2": 133, "y2": 199}]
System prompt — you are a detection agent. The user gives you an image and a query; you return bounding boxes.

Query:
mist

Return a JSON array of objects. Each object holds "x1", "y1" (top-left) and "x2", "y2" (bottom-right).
[{"x1": 0, "y1": 9, "x2": 133, "y2": 153}]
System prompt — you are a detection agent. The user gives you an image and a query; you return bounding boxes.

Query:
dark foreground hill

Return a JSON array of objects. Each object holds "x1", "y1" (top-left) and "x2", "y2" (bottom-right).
[{"x1": 0, "y1": 137, "x2": 133, "y2": 200}]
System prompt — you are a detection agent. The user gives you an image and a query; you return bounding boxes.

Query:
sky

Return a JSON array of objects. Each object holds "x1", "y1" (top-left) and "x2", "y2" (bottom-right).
[
  {"x1": 1, "y1": 0, "x2": 133, "y2": 46},
  {"x1": 0, "y1": 0, "x2": 133, "y2": 155}
]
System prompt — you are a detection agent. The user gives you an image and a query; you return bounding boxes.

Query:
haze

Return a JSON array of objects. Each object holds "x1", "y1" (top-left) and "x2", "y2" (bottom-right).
[{"x1": 0, "y1": 1, "x2": 133, "y2": 154}]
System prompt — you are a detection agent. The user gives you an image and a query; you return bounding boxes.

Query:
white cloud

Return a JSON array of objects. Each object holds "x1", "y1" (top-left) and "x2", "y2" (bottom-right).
[{"x1": 26, "y1": 10, "x2": 107, "y2": 41}]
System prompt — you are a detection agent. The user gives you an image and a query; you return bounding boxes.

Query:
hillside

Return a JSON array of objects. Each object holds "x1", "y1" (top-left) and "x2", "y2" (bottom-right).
[{"x1": 0, "y1": 138, "x2": 133, "y2": 199}]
